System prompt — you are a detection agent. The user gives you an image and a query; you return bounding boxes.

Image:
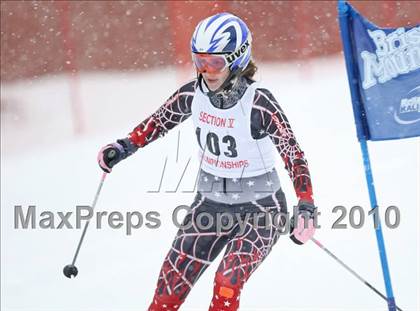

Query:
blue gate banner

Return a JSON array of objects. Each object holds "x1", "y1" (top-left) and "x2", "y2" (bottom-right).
[{"x1": 341, "y1": 3, "x2": 420, "y2": 141}]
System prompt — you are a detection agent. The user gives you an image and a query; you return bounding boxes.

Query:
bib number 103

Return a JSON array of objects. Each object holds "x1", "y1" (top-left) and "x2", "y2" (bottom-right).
[{"x1": 196, "y1": 127, "x2": 238, "y2": 158}]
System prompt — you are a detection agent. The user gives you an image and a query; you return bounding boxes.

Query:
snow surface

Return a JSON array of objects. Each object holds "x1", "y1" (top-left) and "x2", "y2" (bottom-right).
[{"x1": 1, "y1": 57, "x2": 419, "y2": 311}]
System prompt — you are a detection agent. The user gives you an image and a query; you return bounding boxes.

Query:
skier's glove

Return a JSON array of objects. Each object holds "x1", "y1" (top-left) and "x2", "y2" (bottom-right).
[
  {"x1": 290, "y1": 200, "x2": 316, "y2": 245},
  {"x1": 97, "y1": 138, "x2": 138, "y2": 173}
]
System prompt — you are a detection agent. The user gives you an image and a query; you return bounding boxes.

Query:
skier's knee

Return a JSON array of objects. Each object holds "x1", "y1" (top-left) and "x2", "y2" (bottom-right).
[
  {"x1": 209, "y1": 272, "x2": 242, "y2": 310},
  {"x1": 214, "y1": 272, "x2": 242, "y2": 298},
  {"x1": 148, "y1": 292, "x2": 184, "y2": 311}
]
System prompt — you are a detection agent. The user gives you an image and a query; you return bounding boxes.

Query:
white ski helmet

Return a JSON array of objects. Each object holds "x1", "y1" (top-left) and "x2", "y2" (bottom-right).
[{"x1": 191, "y1": 12, "x2": 252, "y2": 74}]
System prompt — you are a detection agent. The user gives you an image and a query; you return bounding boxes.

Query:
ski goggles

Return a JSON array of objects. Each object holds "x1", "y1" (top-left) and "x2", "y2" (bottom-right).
[{"x1": 192, "y1": 53, "x2": 229, "y2": 74}]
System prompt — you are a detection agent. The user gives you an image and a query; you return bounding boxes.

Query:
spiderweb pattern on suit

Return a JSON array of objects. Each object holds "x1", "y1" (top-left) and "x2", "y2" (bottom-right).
[
  {"x1": 150, "y1": 192, "x2": 283, "y2": 311},
  {"x1": 252, "y1": 88, "x2": 313, "y2": 200},
  {"x1": 131, "y1": 81, "x2": 197, "y2": 148}
]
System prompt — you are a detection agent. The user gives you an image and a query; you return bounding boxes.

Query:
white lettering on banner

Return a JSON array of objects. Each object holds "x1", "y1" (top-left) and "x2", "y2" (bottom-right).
[
  {"x1": 393, "y1": 86, "x2": 420, "y2": 125},
  {"x1": 360, "y1": 26, "x2": 420, "y2": 89},
  {"x1": 400, "y1": 96, "x2": 420, "y2": 114}
]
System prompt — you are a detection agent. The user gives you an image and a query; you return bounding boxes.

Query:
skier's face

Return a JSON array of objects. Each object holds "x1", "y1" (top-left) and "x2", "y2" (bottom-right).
[{"x1": 202, "y1": 68, "x2": 230, "y2": 91}]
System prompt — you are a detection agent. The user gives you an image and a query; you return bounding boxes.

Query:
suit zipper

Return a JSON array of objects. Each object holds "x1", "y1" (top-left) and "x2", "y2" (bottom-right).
[{"x1": 223, "y1": 178, "x2": 227, "y2": 194}]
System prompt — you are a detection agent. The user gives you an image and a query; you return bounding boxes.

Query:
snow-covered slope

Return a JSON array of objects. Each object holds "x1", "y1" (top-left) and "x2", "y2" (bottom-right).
[{"x1": 1, "y1": 57, "x2": 419, "y2": 310}]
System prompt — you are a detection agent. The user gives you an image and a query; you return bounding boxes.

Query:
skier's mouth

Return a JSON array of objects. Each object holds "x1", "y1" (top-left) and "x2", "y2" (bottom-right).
[{"x1": 203, "y1": 75, "x2": 224, "y2": 91}]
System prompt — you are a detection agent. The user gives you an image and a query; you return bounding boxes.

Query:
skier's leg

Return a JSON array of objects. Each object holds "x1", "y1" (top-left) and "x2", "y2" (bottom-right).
[
  {"x1": 149, "y1": 193, "x2": 232, "y2": 311},
  {"x1": 209, "y1": 190, "x2": 287, "y2": 311}
]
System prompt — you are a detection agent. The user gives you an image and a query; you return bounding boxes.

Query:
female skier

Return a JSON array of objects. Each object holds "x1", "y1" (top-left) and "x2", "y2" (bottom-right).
[{"x1": 98, "y1": 12, "x2": 316, "y2": 311}]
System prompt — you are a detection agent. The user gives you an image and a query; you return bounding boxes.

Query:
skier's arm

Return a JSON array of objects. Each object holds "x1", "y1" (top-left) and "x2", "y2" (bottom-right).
[
  {"x1": 251, "y1": 88, "x2": 313, "y2": 203},
  {"x1": 128, "y1": 79, "x2": 197, "y2": 147},
  {"x1": 98, "y1": 80, "x2": 197, "y2": 173},
  {"x1": 251, "y1": 88, "x2": 315, "y2": 245}
]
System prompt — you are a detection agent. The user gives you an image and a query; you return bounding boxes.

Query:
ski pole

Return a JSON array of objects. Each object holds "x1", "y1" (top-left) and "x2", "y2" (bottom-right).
[
  {"x1": 63, "y1": 172, "x2": 108, "y2": 278},
  {"x1": 311, "y1": 237, "x2": 403, "y2": 311}
]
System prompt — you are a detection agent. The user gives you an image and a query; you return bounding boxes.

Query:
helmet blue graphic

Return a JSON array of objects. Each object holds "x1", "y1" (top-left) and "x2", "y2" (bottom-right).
[{"x1": 191, "y1": 12, "x2": 252, "y2": 73}]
